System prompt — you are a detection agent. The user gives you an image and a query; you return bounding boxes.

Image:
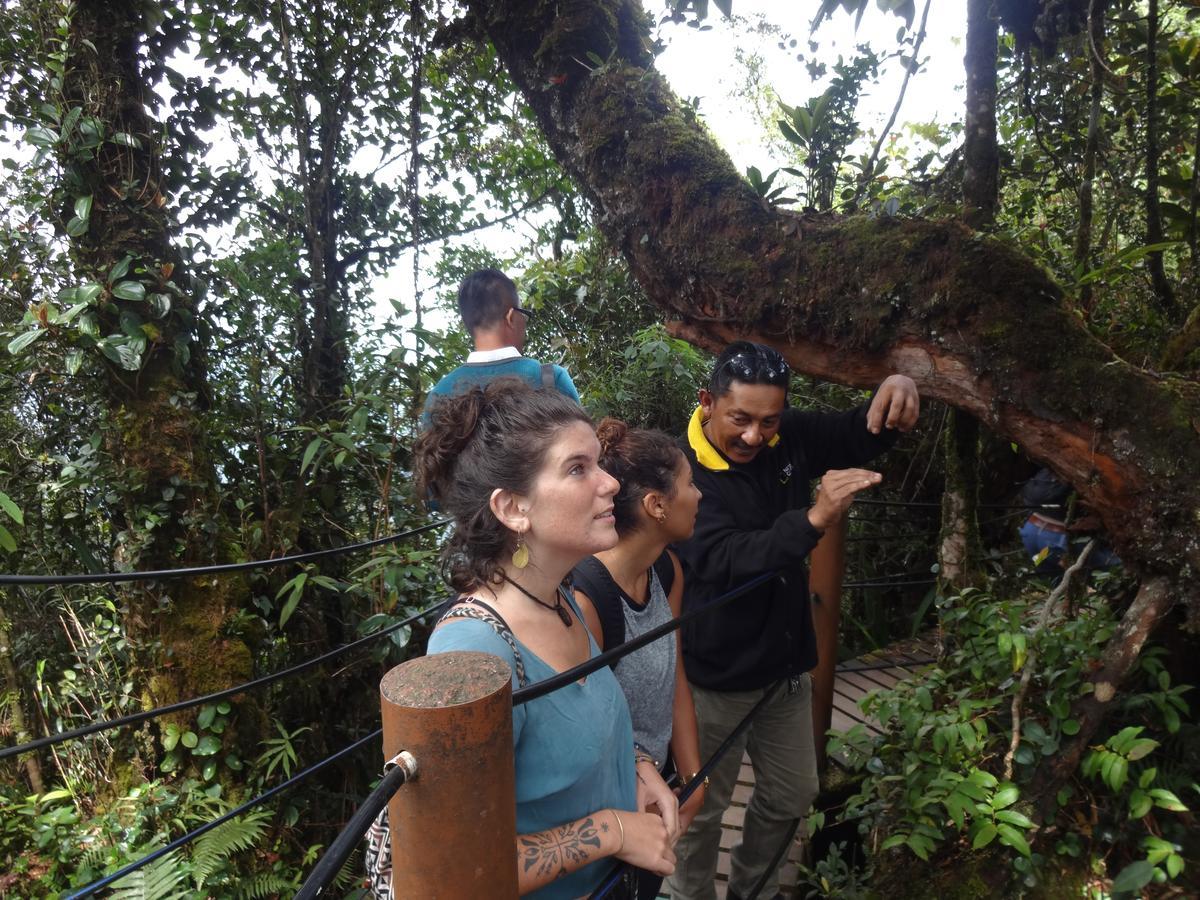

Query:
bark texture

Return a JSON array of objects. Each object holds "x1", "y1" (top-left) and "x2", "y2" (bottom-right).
[
  {"x1": 472, "y1": 0, "x2": 1200, "y2": 620},
  {"x1": 66, "y1": 1, "x2": 253, "y2": 711}
]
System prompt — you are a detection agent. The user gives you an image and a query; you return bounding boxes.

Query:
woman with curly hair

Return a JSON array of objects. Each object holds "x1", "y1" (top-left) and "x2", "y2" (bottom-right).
[
  {"x1": 415, "y1": 379, "x2": 679, "y2": 898},
  {"x1": 571, "y1": 419, "x2": 705, "y2": 899}
]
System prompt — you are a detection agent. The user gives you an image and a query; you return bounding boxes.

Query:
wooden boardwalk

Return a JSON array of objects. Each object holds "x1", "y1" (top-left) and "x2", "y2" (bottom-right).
[{"x1": 706, "y1": 637, "x2": 937, "y2": 900}]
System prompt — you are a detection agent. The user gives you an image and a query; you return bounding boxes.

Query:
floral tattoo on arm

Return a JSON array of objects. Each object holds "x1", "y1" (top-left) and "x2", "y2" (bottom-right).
[{"x1": 518, "y1": 817, "x2": 605, "y2": 880}]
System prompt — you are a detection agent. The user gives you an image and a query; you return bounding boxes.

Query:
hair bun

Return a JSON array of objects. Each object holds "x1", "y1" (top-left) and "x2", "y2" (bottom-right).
[{"x1": 596, "y1": 417, "x2": 629, "y2": 456}]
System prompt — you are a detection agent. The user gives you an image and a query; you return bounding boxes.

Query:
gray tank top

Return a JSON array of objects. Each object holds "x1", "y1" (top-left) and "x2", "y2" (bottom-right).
[{"x1": 615, "y1": 566, "x2": 676, "y2": 766}]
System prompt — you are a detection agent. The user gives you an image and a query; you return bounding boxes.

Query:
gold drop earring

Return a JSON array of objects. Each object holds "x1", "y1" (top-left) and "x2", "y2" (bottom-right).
[{"x1": 512, "y1": 532, "x2": 530, "y2": 569}]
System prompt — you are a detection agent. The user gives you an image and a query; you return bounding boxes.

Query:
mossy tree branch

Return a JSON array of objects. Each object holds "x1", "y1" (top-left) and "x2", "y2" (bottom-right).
[{"x1": 471, "y1": 0, "x2": 1200, "y2": 619}]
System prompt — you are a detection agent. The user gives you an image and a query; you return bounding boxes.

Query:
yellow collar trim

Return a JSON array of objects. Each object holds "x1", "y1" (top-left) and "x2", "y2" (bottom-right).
[{"x1": 687, "y1": 406, "x2": 780, "y2": 472}]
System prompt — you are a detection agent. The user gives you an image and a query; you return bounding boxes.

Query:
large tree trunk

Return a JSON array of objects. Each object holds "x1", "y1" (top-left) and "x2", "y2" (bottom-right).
[
  {"x1": 471, "y1": 0, "x2": 1200, "y2": 809},
  {"x1": 940, "y1": 0, "x2": 999, "y2": 590},
  {"x1": 63, "y1": 1, "x2": 253, "y2": 714},
  {"x1": 1144, "y1": 0, "x2": 1180, "y2": 320}
]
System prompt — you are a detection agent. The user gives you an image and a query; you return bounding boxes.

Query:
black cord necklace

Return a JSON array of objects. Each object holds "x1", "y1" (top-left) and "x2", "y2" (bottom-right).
[{"x1": 503, "y1": 575, "x2": 573, "y2": 628}]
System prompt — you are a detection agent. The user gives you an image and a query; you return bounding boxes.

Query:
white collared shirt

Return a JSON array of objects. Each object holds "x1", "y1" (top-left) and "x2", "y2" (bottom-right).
[{"x1": 465, "y1": 346, "x2": 522, "y2": 364}]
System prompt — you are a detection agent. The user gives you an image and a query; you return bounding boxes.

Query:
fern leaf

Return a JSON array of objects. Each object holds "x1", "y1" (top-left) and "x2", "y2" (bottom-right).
[
  {"x1": 191, "y1": 807, "x2": 272, "y2": 887},
  {"x1": 107, "y1": 847, "x2": 189, "y2": 900}
]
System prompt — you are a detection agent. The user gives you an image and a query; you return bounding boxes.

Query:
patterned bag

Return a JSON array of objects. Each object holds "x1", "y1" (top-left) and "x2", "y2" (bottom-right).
[{"x1": 363, "y1": 599, "x2": 525, "y2": 898}]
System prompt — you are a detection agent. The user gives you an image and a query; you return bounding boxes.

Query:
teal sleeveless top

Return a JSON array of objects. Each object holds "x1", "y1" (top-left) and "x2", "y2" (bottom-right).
[{"x1": 427, "y1": 593, "x2": 636, "y2": 899}]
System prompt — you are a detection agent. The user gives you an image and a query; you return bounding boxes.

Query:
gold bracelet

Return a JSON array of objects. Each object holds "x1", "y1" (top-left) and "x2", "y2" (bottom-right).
[
  {"x1": 679, "y1": 771, "x2": 709, "y2": 788},
  {"x1": 611, "y1": 810, "x2": 625, "y2": 854}
]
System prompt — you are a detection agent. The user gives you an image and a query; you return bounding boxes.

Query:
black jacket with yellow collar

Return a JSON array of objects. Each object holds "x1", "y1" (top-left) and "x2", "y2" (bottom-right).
[{"x1": 677, "y1": 403, "x2": 897, "y2": 692}]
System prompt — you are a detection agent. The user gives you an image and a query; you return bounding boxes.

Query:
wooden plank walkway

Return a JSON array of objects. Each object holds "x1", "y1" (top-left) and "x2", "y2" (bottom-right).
[{"x1": 704, "y1": 636, "x2": 937, "y2": 900}]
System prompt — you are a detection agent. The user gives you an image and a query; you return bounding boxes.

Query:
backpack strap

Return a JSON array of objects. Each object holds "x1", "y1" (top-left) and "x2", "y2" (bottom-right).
[
  {"x1": 652, "y1": 551, "x2": 675, "y2": 599},
  {"x1": 540, "y1": 362, "x2": 556, "y2": 389},
  {"x1": 571, "y1": 556, "x2": 627, "y2": 663},
  {"x1": 439, "y1": 597, "x2": 528, "y2": 688}
]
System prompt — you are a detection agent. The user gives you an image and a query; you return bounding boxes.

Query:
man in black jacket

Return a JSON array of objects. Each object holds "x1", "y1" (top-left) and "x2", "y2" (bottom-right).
[{"x1": 666, "y1": 342, "x2": 919, "y2": 900}]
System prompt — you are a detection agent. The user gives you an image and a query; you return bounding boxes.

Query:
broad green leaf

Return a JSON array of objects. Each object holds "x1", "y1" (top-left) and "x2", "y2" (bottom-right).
[
  {"x1": 1148, "y1": 788, "x2": 1187, "y2": 812},
  {"x1": 8, "y1": 330, "x2": 43, "y2": 354},
  {"x1": 109, "y1": 255, "x2": 132, "y2": 281},
  {"x1": 879, "y1": 833, "x2": 908, "y2": 851},
  {"x1": 992, "y1": 784, "x2": 1019, "y2": 810},
  {"x1": 301, "y1": 437, "x2": 323, "y2": 474},
  {"x1": 0, "y1": 524, "x2": 17, "y2": 553},
  {"x1": 25, "y1": 125, "x2": 58, "y2": 147},
  {"x1": 995, "y1": 809, "x2": 1034, "y2": 829},
  {"x1": 1128, "y1": 789, "x2": 1152, "y2": 819},
  {"x1": 111, "y1": 280, "x2": 145, "y2": 302},
  {"x1": 197, "y1": 705, "x2": 216, "y2": 730},
  {"x1": 194, "y1": 735, "x2": 222, "y2": 756},
  {"x1": 996, "y1": 823, "x2": 1031, "y2": 857},
  {"x1": 1110, "y1": 860, "x2": 1155, "y2": 894},
  {"x1": 971, "y1": 823, "x2": 997, "y2": 849},
  {"x1": 0, "y1": 491, "x2": 24, "y2": 525},
  {"x1": 73, "y1": 195, "x2": 93, "y2": 221},
  {"x1": 181, "y1": 730, "x2": 198, "y2": 749}
]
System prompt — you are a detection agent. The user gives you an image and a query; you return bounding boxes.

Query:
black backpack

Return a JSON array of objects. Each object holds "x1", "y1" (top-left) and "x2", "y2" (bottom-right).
[{"x1": 571, "y1": 553, "x2": 676, "y2": 666}]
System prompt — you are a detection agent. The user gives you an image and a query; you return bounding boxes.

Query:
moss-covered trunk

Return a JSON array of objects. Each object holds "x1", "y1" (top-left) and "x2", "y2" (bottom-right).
[{"x1": 61, "y1": 1, "x2": 253, "y2": 719}]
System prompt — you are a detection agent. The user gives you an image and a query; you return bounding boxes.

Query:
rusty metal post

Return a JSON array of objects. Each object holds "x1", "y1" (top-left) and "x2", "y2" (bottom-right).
[
  {"x1": 381, "y1": 650, "x2": 517, "y2": 898},
  {"x1": 809, "y1": 516, "x2": 847, "y2": 770}
]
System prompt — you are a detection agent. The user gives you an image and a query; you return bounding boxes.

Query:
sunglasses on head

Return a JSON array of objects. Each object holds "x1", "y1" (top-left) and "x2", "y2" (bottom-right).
[{"x1": 719, "y1": 352, "x2": 789, "y2": 383}]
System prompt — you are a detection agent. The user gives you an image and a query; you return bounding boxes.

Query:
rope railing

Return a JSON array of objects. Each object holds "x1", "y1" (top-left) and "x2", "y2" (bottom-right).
[
  {"x1": 37, "y1": 497, "x2": 1036, "y2": 896},
  {"x1": 295, "y1": 750, "x2": 419, "y2": 899},
  {"x1": 65, "y1": 728, "x2": 384, "y2": 899},
  {"x1": 0, "y1": 519, "x2": 449, "y2": 585},
  {"x1": 853, "y1": 498, "x2": 1060, "y2": 511},
  {"x1": 0, "y1": 598, "x2": 449, "y2": 761},
  {"x1": 512, "y1": 571, "x2": 779, "y2": 706}
]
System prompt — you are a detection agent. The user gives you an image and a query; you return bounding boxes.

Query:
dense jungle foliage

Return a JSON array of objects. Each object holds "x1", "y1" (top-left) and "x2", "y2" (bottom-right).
[{"x1": 0, "y1": 0, "x2": 1197, "y2": 896}]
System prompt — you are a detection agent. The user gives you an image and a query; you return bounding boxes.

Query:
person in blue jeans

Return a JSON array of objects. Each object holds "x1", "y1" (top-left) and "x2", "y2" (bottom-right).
[
  {"x1": 416, "y1": 380, "x2": 679, "y2": 898},
  {"x1": 1018, "y1": 468, "x2": 1120, "y2": 579},
  {"x1": 421, "y1": 268, "x2": 580, "y2": 429}
]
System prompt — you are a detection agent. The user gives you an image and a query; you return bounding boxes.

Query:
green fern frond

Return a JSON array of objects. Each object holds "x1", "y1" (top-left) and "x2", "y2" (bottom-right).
[
  {"x1": 331, "y1": 847, "x2": 362, "y2": 890},
  {"x1": 191, "y1": 807, "x2": 273, "y2": 886},
  {"x1": 107, "y1": 847, "x2": 189, "y2": 900},
  {"x1": 233, "y1": 870, "x2": 298, "y2": 899}
]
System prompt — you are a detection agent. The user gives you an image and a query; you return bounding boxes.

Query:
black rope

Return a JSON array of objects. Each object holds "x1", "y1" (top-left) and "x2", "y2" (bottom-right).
[
  {"x1": 0, "y1": 599, "x2": 448, "y2": 761},
  {"x1": 747, "y1": 815, "x2": 803, "y2": 900},
  {"x1": 836, "y1": 657, "x2": 935, "y2": 673},
  {"x1": 64, "y1": 728, "x2": 382, "y2": 899},
  {"x1": 512, "y1": 571, "x2": 779, "y2": 706},
  {"x1": 0, "y1": 519, "x2": 449, "y2": 585},
  {"x1": 845, "y1": 531, "x2": 942, "y2": 542},
  {"x1": 843, "y1": 578, "x2": 937, "y2": 590},
  {"x1": 295, "y1": 753, "x2": 412, "y2": 898},
  {"x1": 853, "y1": 499, "x2": 1059, "y2": 511},
  {"x1": 589, "y1": 679, "x2": 787, "y2": 899}
]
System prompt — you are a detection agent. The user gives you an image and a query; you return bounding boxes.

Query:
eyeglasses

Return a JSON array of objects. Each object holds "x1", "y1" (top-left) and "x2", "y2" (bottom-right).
[
  {"x1": 512, "y1": 306, "x2": 534, "y2": 321},
  {"x1": 718, "y1": 351, "x2": 789, "y2": 383}
]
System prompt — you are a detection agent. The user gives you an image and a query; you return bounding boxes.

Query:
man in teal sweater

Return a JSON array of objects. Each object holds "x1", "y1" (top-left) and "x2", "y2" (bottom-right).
[{"x1": 422, "y1": 269, "x2": 580, "y2": 427}]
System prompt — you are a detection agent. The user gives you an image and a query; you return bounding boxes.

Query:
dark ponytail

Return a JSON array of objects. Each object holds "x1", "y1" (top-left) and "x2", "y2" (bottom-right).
[{"x1": 595, "y1": 417, "x2": 680, "y2": 537}]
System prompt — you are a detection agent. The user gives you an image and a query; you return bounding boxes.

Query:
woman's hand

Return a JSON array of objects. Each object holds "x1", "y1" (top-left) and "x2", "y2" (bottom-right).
[
  {"x1": 611, "y1": 809, "x2": 677, "y2": 876},
  {"x1": 678, "y1": 782, "x2": 706, "y2": 834},
  {"x1": 635, "y1": 758, "x2": 680, "y2": 843}
]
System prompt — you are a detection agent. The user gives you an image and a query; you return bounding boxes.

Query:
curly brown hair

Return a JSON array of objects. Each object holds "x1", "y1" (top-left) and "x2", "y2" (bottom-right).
[
  {"x1": 414, "y1": 378, "x2": 592, "y2": 591},
  {"x1": 595, "y1": 417, "x2": 682, "y2": 537}
]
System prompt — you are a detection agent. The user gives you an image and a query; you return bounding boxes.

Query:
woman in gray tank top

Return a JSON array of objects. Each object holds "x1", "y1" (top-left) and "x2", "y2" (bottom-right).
[{"x1": 572, "y1": 420, "x2": 707, "y2": 852}]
